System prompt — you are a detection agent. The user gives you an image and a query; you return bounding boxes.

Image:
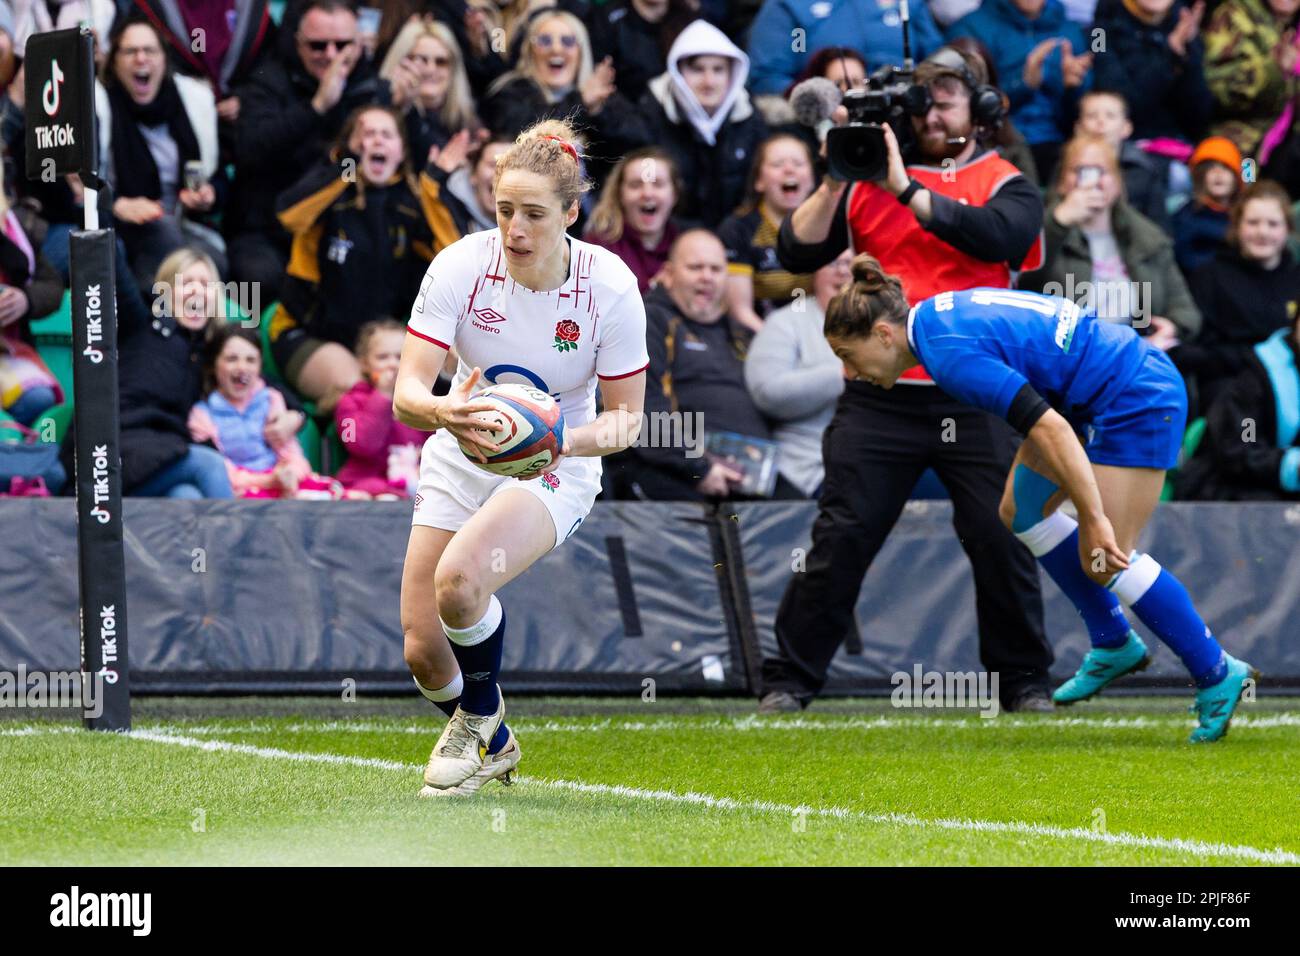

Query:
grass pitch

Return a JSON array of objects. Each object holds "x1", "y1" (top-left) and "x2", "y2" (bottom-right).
[{"x1": 2, "y1": 695, "x2": 1297, "y2": 866}]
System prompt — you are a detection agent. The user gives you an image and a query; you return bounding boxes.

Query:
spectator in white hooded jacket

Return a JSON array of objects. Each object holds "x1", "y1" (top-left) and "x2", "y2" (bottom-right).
[
  {"x1": 613, "y1": 19, "x2": 769, "y2": 228},
  {"x1": 743, "y1": 250, "x2": 850, "y2": 497}
]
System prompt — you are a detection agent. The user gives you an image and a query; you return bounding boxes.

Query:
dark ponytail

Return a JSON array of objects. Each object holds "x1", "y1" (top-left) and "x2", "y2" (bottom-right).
[{"x1": 823, "y1": 254, "x2": 909, "y2": 339}]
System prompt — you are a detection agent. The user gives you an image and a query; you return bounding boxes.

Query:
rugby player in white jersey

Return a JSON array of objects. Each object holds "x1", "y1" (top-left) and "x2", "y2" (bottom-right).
[{"x1": 394, "y1": 119, "x2": 648, "y2": 795}]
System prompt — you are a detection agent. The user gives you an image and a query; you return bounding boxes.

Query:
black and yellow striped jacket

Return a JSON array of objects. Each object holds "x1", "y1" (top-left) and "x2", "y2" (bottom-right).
[{"x1": 269, "y1": 158, "x2": 461, "y2": 354}]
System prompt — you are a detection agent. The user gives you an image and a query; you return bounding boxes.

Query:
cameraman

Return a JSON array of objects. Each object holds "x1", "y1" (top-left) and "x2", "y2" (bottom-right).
[{"x1": 758, "y1": 47, "x2": 1055, "y2": 714}]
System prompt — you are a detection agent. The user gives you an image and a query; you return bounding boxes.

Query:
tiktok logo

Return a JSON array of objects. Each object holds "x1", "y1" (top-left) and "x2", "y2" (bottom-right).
[{"x1": 42, "y1": 59, "x2": 64, "y2": 117}]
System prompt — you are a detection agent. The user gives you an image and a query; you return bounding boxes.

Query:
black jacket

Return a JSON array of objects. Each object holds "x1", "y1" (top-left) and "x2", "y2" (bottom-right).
[
  {"x1": 270, "y1": 160, "x2": 460, "y2": 354},
  {"x1": 628, "y1": 286, "x2": 770, "y2": 483},
  {"x1": 1121, "y1": 141, "x2": 1170, "y2": 233},
  {"x1": 1091, "y1": 0, "x2": 1212, "y2": 143},
  {"x1": 229, "y1": 53, "x2": 385, "y2": 240},
  {"x1": 480, "y1": 76, "x2": 643, "y2": 187},
  {"x1": 1178, "y1": 331, "x2": 1300, "y2": 501},
  {"x1": 481, "y1": 76, "x2": 588, "y2": 140},
  {"x1": 404, "y1": 108, "x2": 453, "y2": 168},
  {"x1": 588, "y1": 1, "x2": 671, "y2": 104},
  {"x1": 1177, "y1": 248, "x2": 1300, "y2": 411},
  {"x1": 115, "y1": 309, "x2": 209, "y2": 492},
  {"x1": 619, "y1": 88, "x2": 769, "y2": 229}
]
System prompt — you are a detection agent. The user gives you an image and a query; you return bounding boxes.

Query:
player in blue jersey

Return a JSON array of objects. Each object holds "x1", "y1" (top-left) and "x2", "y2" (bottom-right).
[{"x1": 822, "y1": 255, "x2": 1255, "y2": 742}]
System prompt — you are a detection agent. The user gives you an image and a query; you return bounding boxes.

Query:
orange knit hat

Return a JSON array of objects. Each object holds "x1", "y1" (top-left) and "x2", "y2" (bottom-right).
[{"x1": 1189, "y1": 136, "x2": 1243, "y2": 173}]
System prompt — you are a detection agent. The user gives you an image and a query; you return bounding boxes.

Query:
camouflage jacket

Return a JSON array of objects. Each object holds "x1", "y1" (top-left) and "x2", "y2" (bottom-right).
[{"x1": 1203, "y1": 0, "x2": 1298, "y2": 155}]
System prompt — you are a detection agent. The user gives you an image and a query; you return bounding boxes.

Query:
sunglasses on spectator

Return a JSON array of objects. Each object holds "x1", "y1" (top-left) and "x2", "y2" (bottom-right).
[
  {"x1": 532, "y1": 34, "x2": 578, "y2": 49},
  {"x1": 406, "y1": 52, "x2": 451, "y2": 68},
  {"x1": 302, "y1": 37, "x2": 355, "y2": 52}
]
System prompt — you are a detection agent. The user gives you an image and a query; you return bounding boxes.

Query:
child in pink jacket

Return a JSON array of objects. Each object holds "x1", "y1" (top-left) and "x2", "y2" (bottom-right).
[{"x1": 336, "y1": 320, "x2": 432, "y2": 498}]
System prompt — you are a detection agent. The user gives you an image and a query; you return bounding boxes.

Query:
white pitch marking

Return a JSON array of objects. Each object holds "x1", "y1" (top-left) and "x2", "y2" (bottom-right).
[
  {"x1": 87, "y1": 712, "x2": 1300, "y2": 737},
  {"x1": 532, "y1": 777, "x2": 1300, "y2": 865},
  {"x1": 117, "y1": 727, "x2": 1300, "y2": 866},
  {"x1": 127, "y1": 728, "x2": 412, "y2": 771},
  {"x1": 0, "y1": 725, "x2": 81, "y2": 737}
]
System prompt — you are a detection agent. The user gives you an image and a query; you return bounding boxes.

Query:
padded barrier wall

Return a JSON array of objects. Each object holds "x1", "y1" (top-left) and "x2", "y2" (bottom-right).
[
  {"x1": 730, "y1": 500, "x2": 1300, "y2": 688},
  {"x1": 2, "y1": 499, "x2": 1298, "y2": 692}
]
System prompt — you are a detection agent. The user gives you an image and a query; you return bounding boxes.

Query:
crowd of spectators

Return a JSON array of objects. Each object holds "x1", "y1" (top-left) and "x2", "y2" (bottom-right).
[{"x1": 0, "y1": 0, "x2": 1296, "y2": 503}]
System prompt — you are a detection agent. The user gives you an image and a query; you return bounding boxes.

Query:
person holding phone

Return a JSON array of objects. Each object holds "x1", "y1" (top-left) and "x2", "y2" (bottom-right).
[
  {"x1": 98, "y1": 17, "x2": 227, "y2": 290},
  {"x1": 1019, "y1": 133, "x2": 1200, "y2": 351}
]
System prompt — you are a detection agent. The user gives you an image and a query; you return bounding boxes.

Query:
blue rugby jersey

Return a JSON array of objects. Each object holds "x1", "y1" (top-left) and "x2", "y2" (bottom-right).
[{"x1": 906, "y1": 288, "x2": 1151, "y2": 428}]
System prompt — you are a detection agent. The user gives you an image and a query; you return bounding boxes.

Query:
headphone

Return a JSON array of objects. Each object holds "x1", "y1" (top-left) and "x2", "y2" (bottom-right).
[{"x1": 922, "y1": 47, "x2": 1005, "y2": 133}]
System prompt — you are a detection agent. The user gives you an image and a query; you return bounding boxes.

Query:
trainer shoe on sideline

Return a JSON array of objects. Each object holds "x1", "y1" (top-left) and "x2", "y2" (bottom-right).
[
  {"x1": 757, "y1": 690, "x2": 805, "y2": 715},
  {"x1": 420, "y1": 729, "x2": 521, "y2": 797},
  {"x1": 1052, "y1": 631, "x2": 1150, "y2": 705},
  {"x1": 423, "y1": 686, "x2": 505, "y2": 790},
  {"x1": 1005, "y1": 687, "x2": 1055, "y2": 713},
  {"x1": 1189, "y1": 655, "x2": 1256, "y2": 744}
]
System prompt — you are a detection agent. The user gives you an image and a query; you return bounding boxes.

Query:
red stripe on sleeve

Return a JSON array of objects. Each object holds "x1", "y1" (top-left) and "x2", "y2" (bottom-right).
[
  {"x1": 407, "y1": 327, "x2": 451, "y2": 350},
  {"x1": 598, "y1": 363, "x2": 649, "y2": 381}
]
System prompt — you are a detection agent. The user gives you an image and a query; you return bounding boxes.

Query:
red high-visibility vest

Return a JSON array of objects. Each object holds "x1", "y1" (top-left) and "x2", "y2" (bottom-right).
[{"x1": 846, "y1": 151, "x2": 1044, "y2": 383}]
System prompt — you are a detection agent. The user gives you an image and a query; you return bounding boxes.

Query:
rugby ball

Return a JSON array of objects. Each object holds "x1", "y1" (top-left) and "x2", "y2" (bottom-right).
[{"x1": 458, "y1": 383, "x2": 566, "y2": 477}]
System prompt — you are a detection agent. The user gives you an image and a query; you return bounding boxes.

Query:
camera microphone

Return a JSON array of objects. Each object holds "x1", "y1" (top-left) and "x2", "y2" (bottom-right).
[{"x1": 790, "y1": 77, "x2": 843, "y2": 141}]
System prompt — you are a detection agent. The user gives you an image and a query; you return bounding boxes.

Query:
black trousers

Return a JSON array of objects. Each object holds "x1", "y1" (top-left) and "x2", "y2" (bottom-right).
[
  {"x1": 760, "y1": 382, "x2": 1053, "y2": 705},
  {"x1": 227, "y1": 231, "x2": 289, "y2": 303},
  {"x1": 611, "y1": 454, "x2": 806, "y2": 502}
]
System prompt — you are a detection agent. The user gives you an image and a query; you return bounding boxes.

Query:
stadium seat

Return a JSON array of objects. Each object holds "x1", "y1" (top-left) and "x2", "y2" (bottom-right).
[
  {"x1": 299, "y1": 415, "x2": 323, "y2": 473},
  {"x1": 259, "y1": 300, "x2": 282, "y2": 379},
  {"x1": 30, "y1": 292, "x2": 76, "y2": 437},
  {"x1": 321, "y1": 420, "x2": 347, "y2": 476}
]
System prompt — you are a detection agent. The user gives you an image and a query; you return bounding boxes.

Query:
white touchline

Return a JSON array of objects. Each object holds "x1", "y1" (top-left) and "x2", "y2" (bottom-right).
[
  {"x1": 127, "y1": 728, "x2": 411, "y2": 771},
  {"x1": 118, "y1": 727, "x2": 1299, "y2": 866},
  {"x1": 0, "y1": 726, "x2": 81, "y2": 737},
  {"x1": 43, "y1": 712, "x2": 1299, "y2": 737}
]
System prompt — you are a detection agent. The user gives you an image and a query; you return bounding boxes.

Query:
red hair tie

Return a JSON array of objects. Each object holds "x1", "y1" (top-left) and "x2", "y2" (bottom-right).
[{"x1": 542, "y1": 134, "x2": 579, "y2": 164}]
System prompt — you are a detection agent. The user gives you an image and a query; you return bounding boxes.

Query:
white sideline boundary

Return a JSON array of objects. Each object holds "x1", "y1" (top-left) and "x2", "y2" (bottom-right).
[
  {"x1": 20, "y1": 712, "x2": 1291, "y2": 737},
  {"x1": 104, "y1": 726, "x2": 1298, "y2": 866}
]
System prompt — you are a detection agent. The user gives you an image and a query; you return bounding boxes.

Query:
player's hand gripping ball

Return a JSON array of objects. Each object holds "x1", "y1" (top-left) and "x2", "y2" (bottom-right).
[{"x1": 458, "y1": 384, "x2": 566, "y2": 477}]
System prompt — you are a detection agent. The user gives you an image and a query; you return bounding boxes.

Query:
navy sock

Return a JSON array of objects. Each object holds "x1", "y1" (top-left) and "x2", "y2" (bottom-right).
[
  {"x1": 1111, "y1": 557, "x2": 1227, "y2": 688},
  {"x1": 415, "y1": 675, "x2": 510, "y2": 752},
  {"x1": 441, "y1": 597, "x2": 506, "y2": 715},
  {"x1": 1015, "y1": 513, "x2": 1130, "y2": 648}
]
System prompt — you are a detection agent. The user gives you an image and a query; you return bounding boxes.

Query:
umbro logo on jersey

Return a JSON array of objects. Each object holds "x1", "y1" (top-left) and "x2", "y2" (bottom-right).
[{"x1": 472, "y1": 307, "x2": 507, "y2": 334}]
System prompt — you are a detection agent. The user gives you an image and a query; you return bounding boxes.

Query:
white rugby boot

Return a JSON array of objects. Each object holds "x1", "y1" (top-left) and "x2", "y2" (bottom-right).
[
  {"x1": 422, "y1": 686, "x2": 505, "y2": 790},
  {"x1": 419, "y1": 728, "x2": 521, "y2": 797}
]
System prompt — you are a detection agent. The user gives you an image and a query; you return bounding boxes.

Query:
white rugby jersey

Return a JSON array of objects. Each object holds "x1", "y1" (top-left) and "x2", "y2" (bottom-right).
[{"x1": 407, "y1": 229, "x2": 649, "y2": 427}]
